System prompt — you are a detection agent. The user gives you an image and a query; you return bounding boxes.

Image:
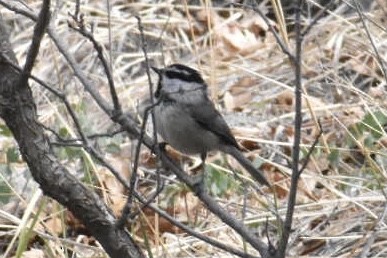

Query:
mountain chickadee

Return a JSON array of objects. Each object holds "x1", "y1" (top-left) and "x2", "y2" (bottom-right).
[{"x1": 151, "y1": 64, "x2": 270, "y2": 187}]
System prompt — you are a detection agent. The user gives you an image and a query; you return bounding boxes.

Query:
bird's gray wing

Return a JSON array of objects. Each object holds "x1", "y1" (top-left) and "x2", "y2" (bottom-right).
[{"x1": 183, "y1": 97, "x2": 240, "y2": 148}]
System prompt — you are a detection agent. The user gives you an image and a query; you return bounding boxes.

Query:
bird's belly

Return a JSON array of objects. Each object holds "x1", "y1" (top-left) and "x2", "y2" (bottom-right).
[{"x1": 155, "y1": 104, "x2": 219, "y2": 154}]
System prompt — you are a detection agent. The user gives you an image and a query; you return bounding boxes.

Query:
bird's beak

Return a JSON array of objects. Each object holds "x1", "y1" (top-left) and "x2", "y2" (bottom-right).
[{"x1": 152, "y1": 66, "x2": 162, "y2": 98}]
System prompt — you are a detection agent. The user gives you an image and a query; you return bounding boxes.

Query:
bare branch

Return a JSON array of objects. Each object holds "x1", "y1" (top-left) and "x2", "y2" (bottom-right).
[
  {"x1": 67, "y1": 11, "x2": 122, "y2": 113},
  {"x1": 0, "y1": 16, "x2": 144, "y2": 257},
  {"x1": 276, "y1": 1, "x2": 303, "y2": 256},
  {"x1": 17, "y1": 0, "x2": 50, "y2": 89}
]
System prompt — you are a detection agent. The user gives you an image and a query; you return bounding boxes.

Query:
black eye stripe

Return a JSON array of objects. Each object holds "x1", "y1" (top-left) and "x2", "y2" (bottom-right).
[{"x1": 164, "y1": 70, "x2": 205, "y2": 84}]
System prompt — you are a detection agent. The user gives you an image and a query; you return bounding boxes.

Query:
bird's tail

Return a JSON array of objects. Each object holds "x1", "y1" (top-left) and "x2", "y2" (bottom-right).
[{"x1": 220, "y1": 145, "x2": 270, "y2": 187}]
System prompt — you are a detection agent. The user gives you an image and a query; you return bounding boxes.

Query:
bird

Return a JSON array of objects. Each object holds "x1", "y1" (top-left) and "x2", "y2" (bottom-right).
[{"x1": 151, "y1": 64, "x2": 270, "y2": 187}]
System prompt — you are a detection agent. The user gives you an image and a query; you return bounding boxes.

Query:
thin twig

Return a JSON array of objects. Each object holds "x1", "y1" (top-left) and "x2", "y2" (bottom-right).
[
  {"x1": 158, "y1": 151, "x2": 269, "y2": 256},
  {"x1": 277, "y1": 1, "x2": 303, "y2": 256},
  {"x1": 117, "y1": 16, "x2": 160, "y2": 227},
  {"x1": 2, "y1": 57, "x2": 130, "y2": 189},
  {"x1": 127, "y1": 185, "x2": 165, "y2": 220},
  {"x1": 42, "y1": 124, "x2": 124, "y2": 144},
  {"x1": 133, "y1": 190, "x2": 259, "y2": 258},
  {"x1": 136, "y1": 16, "x2": 158, "y2": 143},
  {"x1": 17, "y1": 0, "x2": 50, "y2": 89},
  {"x1": 74, "y1": 0, "x2": 80, "y2": 18},
  {"x1": 353, "y1": 0, "x2": 387, "y2": 83},
  {"x1": 67, "y1": 13, "x2": 121, "y2": 113},
  {"x1": 106, "y1": 0, "x2": 113, "y2": 73},
  {"x1": 117, "y1": 100, "x2": 161, "y2": 227},
  {"x1": 298, "y1": 120, "x2": 323, "y2": 176},
  {"x1": 302, "y1": 0, "x2": 336, "y2": 37}
]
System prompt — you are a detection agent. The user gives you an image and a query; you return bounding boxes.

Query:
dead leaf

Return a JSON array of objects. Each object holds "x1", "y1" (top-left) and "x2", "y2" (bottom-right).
[
  {"x1": 300, "y1": 239, "x2": 327, "y2": 255},
  {"x1": 272, "y1": 89, "x2": 325, "y2": 113},
  {"x1": 346, "y1": 53, "x2": 380, "y2": 77},
  {"x1": 224, "y1": 77, "x2": 256, "y2": 111},
  {"x1": 218, "y1": 22, "x2": 261, "y2": 55}
]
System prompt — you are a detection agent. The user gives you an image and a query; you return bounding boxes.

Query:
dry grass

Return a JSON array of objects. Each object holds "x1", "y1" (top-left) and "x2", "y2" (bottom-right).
[{"x1": 0, "y1": 0, "x2": 387, "y2": 257}]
